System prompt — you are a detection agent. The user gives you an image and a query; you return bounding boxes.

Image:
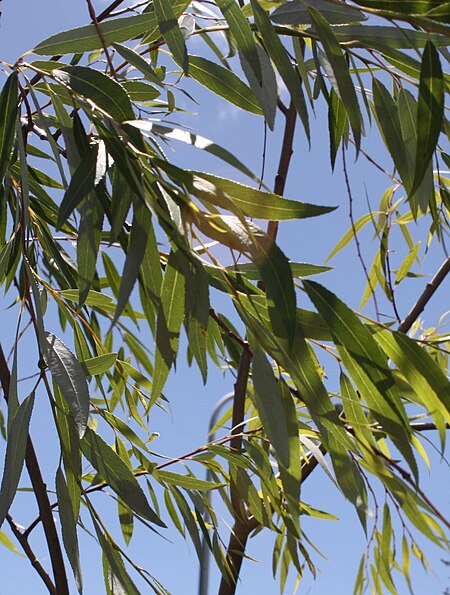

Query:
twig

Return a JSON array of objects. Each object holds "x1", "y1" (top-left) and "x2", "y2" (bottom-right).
[
  {"x1": 398, "y1": 255, "x2": 450, "y2": 334},
  {"x1": 85, "y1": 0, "x2": 118, "y2": 79},
  {"x1": 6, "y1": 515, "x2": 57, "y2": 594}
]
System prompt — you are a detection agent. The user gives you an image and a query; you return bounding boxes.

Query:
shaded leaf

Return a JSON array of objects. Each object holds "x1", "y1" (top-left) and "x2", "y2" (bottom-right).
[
  {"x1": 272, "y1": 0, "x2": 367, "y2": 25},
  {"x1": 0, "y1": 72, "x2": 19, "y2": 184},
  {"x1": 155, "y1": 0, "x2": 188, "y2": 73},
  {"x1": 82, "y1": 428, "x2": 166, "y2": 527},
  {"x1": 0, "y1": 393, "x2": 35, "y2": 528},
  {"x1": 45, "y1": 333, "x2": 90, "y2": 439}
]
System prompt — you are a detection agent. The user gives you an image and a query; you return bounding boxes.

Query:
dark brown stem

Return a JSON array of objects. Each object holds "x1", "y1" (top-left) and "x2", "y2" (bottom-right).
[
  {"x1": 218, "y1": 99, "x2": 298, "y2": 595},
  {"x1": 6, "y1": 515, "x2": 57, "y2": 594},
  {"x1": 398, "y1": 255, "x2": 450, "y2": 334},
  {"x1": 0, "y1": 345, "x2": 69, "y2": 595},
  {"x1": 85, "y1": 0, "x2": 118, "y2": 79}
]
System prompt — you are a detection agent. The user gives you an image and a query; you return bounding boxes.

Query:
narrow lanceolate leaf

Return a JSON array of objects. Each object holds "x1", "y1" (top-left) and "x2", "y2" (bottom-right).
[
  {"x1": 82, "y1": 352, "x2": 117, "y2": 376},
  {"x1": 33, "y1": 13, "x2": 161, "y2": 55},
  {"x1": 374, "y1": 329, "x2": 450, "y2": 434},
  {"x1": 152, "y1": 251, "x2": 186, "y2": 401},
  {"x1": 156, "y1": 471, "x2": 222, "y2": 491},
  {"x1": 216, "y1": 0, "x2": 261, "y2": 83},
  {"x1": 251, "y1": 0, "x2": 310, "y2": 140},
  {"x1": 309, "y1": 7, "x2": 361, "y2": 149},
  {"x1": 46, "y1": 333, "x2": 90, "y2": 438},
  {"x1": 81, "y1": 428, "x2": 166, "y2": 527},
  {"x1": 54, "y1": 67, "x2": 135, "y2": 122},
  {"x1": 303, "y1": 281, "x2": 417, "y2": 477},
  {"x1": 112, "y1": 43, "x2": 163, "y2": 87},
  {"x1": 372, "y1": 80, "x2": 411, "y2": 191},
  {"x1": 328, "y1": 88, "x2": 348, "y2": 170},
  {"x1": 271, "y1": 0, "x2": 367, "y2": 25},
  {"x1": 157, "y1": 162, "x2": 336, "y2": 219},
  {"x1": 252, "y1": 348, "x2": 290, "y2": 468},
  {"x1": 56, "y1": 468, "x2": 82, "y2": 594},
  {"x1": 77, "y1": 191, "x2": 104, "y2": 307},
  {"x1": 186, "y1": 55, "x2": 262, "y2": 115},
  {"x1": 412, "y1": 41, "x2": 443, "y2": 195},
  {"x1": 257, "y1": 241, "x2": 297, "y2": 347},
  {"x1": 113, "y1": 201, "x2": 153, "y2": 326},
  {"x1": 57, "y1": 146, "x2": 98, "y2": 228},
  {"x1": 154, "y1": 0, "x2": 188, "y2": 73},
  {"x1": 185, "y1": 263, "x2": 209, "y2": 382},
  {"x1": 0, "y1": 72, "x2": 19, "y2": 184},
  {"x1": 0, "y1": 393, "x2": 35, "y2": 528}
]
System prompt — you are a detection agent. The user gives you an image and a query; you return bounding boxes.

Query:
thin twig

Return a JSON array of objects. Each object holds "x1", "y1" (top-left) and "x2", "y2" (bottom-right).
[
  {"x1": 398, "y1": 255, "x2": 450, "y2": 334},
  {"x1": 6, "y1": 515, "x2": 57, "y2": 594},
  {"x1": 85, "y1": 0, "x2": 118, "y2": 79}
]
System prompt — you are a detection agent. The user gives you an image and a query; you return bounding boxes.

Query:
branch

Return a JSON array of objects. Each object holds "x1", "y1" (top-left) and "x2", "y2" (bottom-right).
[
  {"x1": 398, "y1": 255, "x2": 450, "y2": 333},
  {"x1": 0, "y1": 344, "x2": 69, "y2": 595},
  {"x1": 6, "y1": 515, "x2": 57, "y2": 594},
  {"x1": 218, "y1": 99, "x2": 298, "y2": 595}
]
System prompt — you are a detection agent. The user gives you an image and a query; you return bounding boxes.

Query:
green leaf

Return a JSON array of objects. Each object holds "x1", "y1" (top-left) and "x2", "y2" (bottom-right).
[
  {"x1": 216, "y1": 0, "x2": 262, "y2": 83},
  {"x1": 156, "y1": 470, "x2": 222, "y2": 491},
  {"x1": 82, "y1": 352, "x2": 117, "y2": 376},
  {"x1": 112, "y1": 43, "x2": 164, "y2": 87},
  {"x1": 328, "y1": 88, "x2": 348, "y2": 170},
  {"x1": 159, "y1": 162, "x2": 336, "y2": 219},
  {"x1": 54, "y1": 66, "x2": 135, "y2": 122},
  {"x1": 309, "y1": 7, "x2": 362, "y2": 149},
  {"x1": 412, "y1": 41, "x2": 444, "y2": 195},
  {"x1": 329, "y1": 25, "x2": 450, "y2": 49},
  {"x1": 152, "y1": 251, "x2": 186, "y2": 401},
  {"x1": 228, "y1": 261, "x2": 331, "y2": 280},
  {"x1": 251, "y1": 0, "x2": 310, "y2": 140},
  {"x1": 60, "y1": 289, "x2": 114, "y2": 309},
  {"x1": 45, "y1": 333, "x2": 90, "y2": 439},
  {"x1": 113, "y1": 201, "x2": 153, "y2": 326},
  {"x1": 57, "y1": 145, "x2": 99, "y2": 229},
  {"x1": 252, "y1": 347, "x2": 290, "y2": 468},
  {"x1": 0, "y1": 72, "x2": 19, "y2": 184},
  {"x1": 272, "y1": 0, "x2": 367, "y2": 25},
  {"x1": 326, "y1": 212, "x2": 376, "y2": 262},
  {"x1": 303, "y1": 281, "x2": 417, "y2": 476},
  {"x1": 82, "y1": 428, "x2": 166, "y2": 527},
  {"x1": 0, "y1": 530, "x2": 23, "y2": 555},
  {"x1": 155, "y1": 0, "x2": 188, "y2": 73},
  {"x1": 0, "y1": 393, "x2": 35, "y2": 528},
  {"x1": 33, "y1": 13, "x2": 161, "y2": 55},
  {"x1": 257, "y1": 241, "x2": 297, "y2": 347},
  {"x1": 184, "y1": 263, "x2": 209, "y2": 382},
  {"x1": 186, "y1": 55, "x2": 263, "y2": 115},
  {"x1": 77, "y1": 190, "x2": 104, "y2": 307},
  {"x1": 56, "y1": 467, "x2": 82, "y2": 593}
]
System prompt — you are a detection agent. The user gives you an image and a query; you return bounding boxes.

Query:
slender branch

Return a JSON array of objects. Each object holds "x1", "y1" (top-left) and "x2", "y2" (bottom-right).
[
  {"x1": 218, "y1": 99, "x2": 298, "y2": 595},
  {"x1": 398, "y1": 255, "x2": 450, "y2": 334},
  {"x1": 85, "y1": 0, "x2": 118, "y2": 79},
  {"x1": 0, "y1": 344, "x2": 69, "y2": 595},
  {"x1": 6, "y1": 515, "x2": 57, "y2": 594}
]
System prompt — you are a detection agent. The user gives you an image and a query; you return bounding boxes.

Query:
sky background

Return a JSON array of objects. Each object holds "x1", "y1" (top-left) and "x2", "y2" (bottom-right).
[{"x1": 0, "y1": 1, "x2": 449, "y2": 594}]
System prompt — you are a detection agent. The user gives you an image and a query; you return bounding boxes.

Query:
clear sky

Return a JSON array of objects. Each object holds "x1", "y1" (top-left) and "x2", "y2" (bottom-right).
[{"x1": 0, "y1": 1, "x2": 449, "y2": 594}]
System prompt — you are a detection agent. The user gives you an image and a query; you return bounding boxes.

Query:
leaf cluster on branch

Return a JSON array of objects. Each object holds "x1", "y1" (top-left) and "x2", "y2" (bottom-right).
[{"x1": 0, "y1": 0, "x2": 449, "y2": 593}]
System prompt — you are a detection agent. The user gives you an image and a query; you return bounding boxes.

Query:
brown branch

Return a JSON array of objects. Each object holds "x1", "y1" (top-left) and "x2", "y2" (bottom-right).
[
  {"x1": 0, "y1": 344, "x2": 69, "y2": 595},
  {"x1": 218, "y1": 99, "x2": 298, "y2": 595},
  {"x1": 85, "y1": 0, "x2": 118, "y2": 79},
  {"x1": 398, "y1": 255, "x2": 450, "y2": 334},
  {"x1": 6, "y1": 515, "x2": 57, "y2": 594}
]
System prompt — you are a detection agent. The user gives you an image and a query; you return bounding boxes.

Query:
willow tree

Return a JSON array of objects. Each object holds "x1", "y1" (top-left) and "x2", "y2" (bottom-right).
[{"x1": 0, "y1": 0, "x2": 449, "y2": 593}]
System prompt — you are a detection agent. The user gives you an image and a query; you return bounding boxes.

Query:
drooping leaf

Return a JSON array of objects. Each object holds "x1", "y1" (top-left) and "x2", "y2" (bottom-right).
[
  {"x1": 309, "y1": 7, "x2": 362, "y2": 149},
  {"x1": 251, "y1": 0, "x2": 310, "y2": 140},
  {"x1": 45, "y1": 333, "x2": 90, "y2": 438},
  {"x1": 77, "y1": 190, "x2": 104, "y2": 307},
  {"x1": 412, "y1": 41, "x2": 444, "y2": 195},
  {"x1": 216, "y1": 0, "x2": 262, "y2": 83},
  {"x1": 152, "y1": 250, "x2": 186, "y2": 401},
  {"x1": 82, "y1": 353, "x2": 118, "y2": 376},
  {"x1": 303, "y1": 281, "x2": 417, "y2": 477},
  {"x1": 112, "y1": 43, "x2": 163, "y2": 87},
  {"x1": 113, "y1": 201, "x2": 153, "y2": 326},
  {"x1": 81, "y1": 427, "x2": 166, "y2": 527},
  {"x1": 0, "y1": 72, "x2": 19, "y2": 184},
  {"x1": 156, "y1": 470, "x2": 222, "y2": 491},
  {"x1": 56, "y1": 467, "x2": 82, "y2": 593},
  {"x1": 155, "y1": 0, "x2": 188, "y2": 73},
  {"x1": 184, "y1": 262, "x2": 209, "y2": 382},
  {"x1": 0, "y1": 393, "x2": 35, "y2": 528}
]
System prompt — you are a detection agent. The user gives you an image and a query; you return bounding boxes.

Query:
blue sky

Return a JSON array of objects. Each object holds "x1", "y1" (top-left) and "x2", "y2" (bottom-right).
[{"x1": 0, "y1": 1, "x2": 449, "y2": 594}]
